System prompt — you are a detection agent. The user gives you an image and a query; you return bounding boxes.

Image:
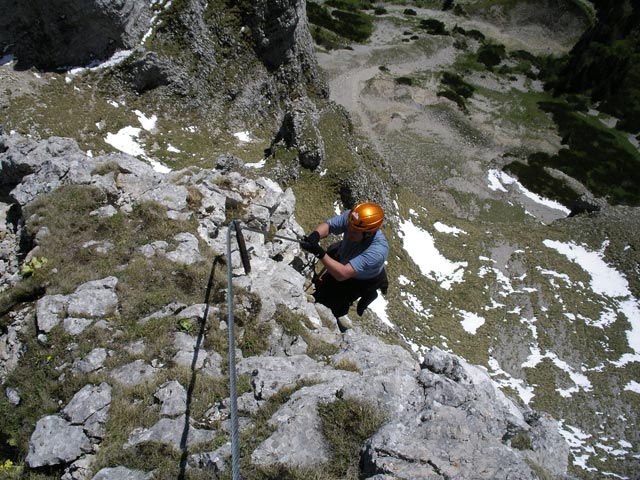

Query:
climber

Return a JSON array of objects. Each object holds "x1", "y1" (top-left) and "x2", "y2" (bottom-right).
[{"x1": 300, "y1": 202, "x2": 389, "y2": 329}]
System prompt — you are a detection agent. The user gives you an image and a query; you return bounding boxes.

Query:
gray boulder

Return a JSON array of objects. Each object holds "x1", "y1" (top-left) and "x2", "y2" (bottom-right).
[
  {"x1": 26, "y1": 416, "x2": 92, "y2": 468},
  {"x1": 125, "y1": 414, "x2": 216, "y2": 450},
  {"x1": 190, "y1": 443, "x2": 231, "y2": 474},
  {"x1": 110, "y1": 360, "x2": 156, "y2": 386},
  {"x1": 63, "y1": 317, "x2": 95, "y2": 336},
  {"x1": 172, "y1": 332, "x2": 208, "y2": 369},
  {"x1": 67, "y1": 277, "x2": 119, "y2": 318},
  {"x1": 215, "y1": 153, "x2": 244, "y2": 174},
  {"x1": 5, "y1": 386, "x2": 20, "y2": 405},
  {"x1": 36, "y1": 277, "x2": 119, "y2": 333},
  {"x1": 91, "y1": 466, "x2": 154, "y2": 480},
  {"x1": 166, "y1": 232, "x2": 203, "y2": 265},
  {"x1": 62, "y1": 454, "x2": 95, "y2": 480},
  {"x1": 274, "y1": 99, "x2": 326, "y2": 170},
  {"x1": 359, "y1": 347, "x2": 567, "y2": 479},
  {"x1": 62, "y1": 383, "x2": 112, "y2": 427},
  {"x1": 0, "y1": 135, "x2": 97, "y2": 207},
  {"x1": 238, "y1": 336, "x2": 568, "y2": 477},
  {"x1": 36, "y1": 294, "x2": 68, "y2": 333},
  {"x1": 568, "y1": 192, "x2": 608, "y2": 217},
  {"x1": 71, "y1": 348, "x2": 110, "y2": 374},
  {"x1": 155, "y1": 381, "x2": 187, "y2": 417}
]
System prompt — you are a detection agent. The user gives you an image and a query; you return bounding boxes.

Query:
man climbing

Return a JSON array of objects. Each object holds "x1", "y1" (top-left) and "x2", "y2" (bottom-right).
[{"x1": 300, "y1": 202, "x2": 389, "y2": 329}]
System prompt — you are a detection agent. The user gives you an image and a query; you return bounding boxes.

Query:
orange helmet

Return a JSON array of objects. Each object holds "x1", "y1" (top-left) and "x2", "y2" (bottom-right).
[{"x1": 347, "y1": 202, "x2": 384, "y2": 232}]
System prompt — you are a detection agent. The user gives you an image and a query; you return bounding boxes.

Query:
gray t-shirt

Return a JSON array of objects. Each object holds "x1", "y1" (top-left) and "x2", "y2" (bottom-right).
[{"x1": 326, "y1": 210, "x2": 388, "y2": 280}]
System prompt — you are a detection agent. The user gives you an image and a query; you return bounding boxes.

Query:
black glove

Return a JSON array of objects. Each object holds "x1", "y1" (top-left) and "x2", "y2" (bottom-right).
[
  {"x1": 304, "y1": 231, "x2": 320, "y2": 244},
  {"x1": 301, "y1": 231, "x2": 325, "y2": 259}
]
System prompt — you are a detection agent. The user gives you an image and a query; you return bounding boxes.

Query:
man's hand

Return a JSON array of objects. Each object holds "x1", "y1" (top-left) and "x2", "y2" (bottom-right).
[
  {"x1": 301, "y1": 231, "x2": 325, "y2": 259},
  {"x1": 303, "y1": 231, "x2": 320, "y2": 244}
]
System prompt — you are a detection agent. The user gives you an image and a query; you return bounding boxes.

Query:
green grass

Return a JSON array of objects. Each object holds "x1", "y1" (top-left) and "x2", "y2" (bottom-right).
[
  {"x1": 274, "y1": 304, "x2": 340, "y2": 360},
  {"x1": 437, "y1": 71, "x2": 475, "y2": 112},
  {"x1": 311, "y1": 25, "x2": 351, "y2": 50},
  {"x1": 326, "y1": 0, "x2": 373, "y2": 11},
  {"x1": 317, "y1": 398, "x2": 386, "y2": 478},
  {"x1": 419, "y1": 18, "x2": 448, "y2": 35},
  {"x1": 535, "y1": 100, "x2": 640, "y2": 205},
  {"x1": 395, "y1": 76, "x2": 416, "y2": 86},
  {"x1": 16, "y1": 185, "x2": 214, "y2": 319},
  {"x1": 499, "y1": 95, "x2": 640, "y2": 207},
  {"x1": 307, "y1": 3, "x2": 374, "y2": 43},
  {"x1": 0, "y1": 324, "x2": 91, "y2": 462}
]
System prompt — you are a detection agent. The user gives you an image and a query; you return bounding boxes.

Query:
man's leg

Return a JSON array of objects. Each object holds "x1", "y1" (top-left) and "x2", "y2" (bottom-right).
[{"x1": 313, "y1": 273, "x2": 352, "y2": 317}]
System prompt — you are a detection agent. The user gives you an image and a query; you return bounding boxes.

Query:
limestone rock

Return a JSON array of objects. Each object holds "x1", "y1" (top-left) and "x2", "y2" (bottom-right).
[
  {"x1": 125, "y1": 51, "x2": 181, "y2": 94},
  {"x1": 110, "y1": 360, "x2": 156, "y2": 386},
  {"x1": 62, "y1": 383, "x2": 112, "y2": 428},
  {"x1": 36, "y1": 294, "x2": 68, "y2": 333},
  {"x1": 155, "y1": 381, "x2": 187, "y2": 417},
  {"x1": 125, "y1": 414, "x2": 216, "y2": 450},
  {"x1": 26, "y1": 416, "x2": 92, "y2": 468},
  {"x1": 189, "y1": 443, "x2": 231, "y2": 474},
  {"x1": 274, "y1": 99, "x2": 326, "y2": 170},
  {"x1": 91, "y1": 466, "x2": 154, "y2": 480},
  {"x1": 1, "y1": 135, "x2": 97, "y2": 207},
  {"x1": 71, "y1": 348, "x2": 109, "y2": 374},
  {"x1": 67, "y1": 277, "x2": 119, "y2": 319},
  {"x1": 166, "y1": 232, "x2": 203, "y2": 265},
  {"x1": 5, "y1": 386, "x2": 20, "y2": 405}
]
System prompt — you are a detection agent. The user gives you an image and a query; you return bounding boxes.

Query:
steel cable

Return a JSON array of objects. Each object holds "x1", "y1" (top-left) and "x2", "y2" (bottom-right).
[{"x1": 226, "y1": 220, "x2": 243, "y2": 480}]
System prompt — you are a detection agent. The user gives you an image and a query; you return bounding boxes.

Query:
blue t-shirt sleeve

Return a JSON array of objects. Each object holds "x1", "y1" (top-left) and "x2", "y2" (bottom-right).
[{"x1": 326, "y1": 210, "x2": 349, "y2": 235}]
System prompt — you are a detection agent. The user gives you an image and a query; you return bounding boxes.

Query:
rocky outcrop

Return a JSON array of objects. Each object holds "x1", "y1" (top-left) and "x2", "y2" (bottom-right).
[
  {"x1": 124, "y1": 51, "x2": 182, "y2": 94},
  {"x1": 245, "y1": 0, "x2": 322, "y2": 81},
  {"x1": 0, "y1": 0, "x2": 152, "y2": 69},
  {"x1": 361, "y1": 347, "x2": 569, "y2": 479},
  {"x1": 0, "y1": 133, "x2": 571, "y2": 479},
  {"x1": 273, "y1": 98, "x2": 327, "y2": 170}
]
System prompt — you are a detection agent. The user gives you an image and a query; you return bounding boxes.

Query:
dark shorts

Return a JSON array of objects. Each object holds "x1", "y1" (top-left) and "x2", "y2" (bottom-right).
[{"x1": 312, "y1": 244, "x2": 388, "y2": 318}]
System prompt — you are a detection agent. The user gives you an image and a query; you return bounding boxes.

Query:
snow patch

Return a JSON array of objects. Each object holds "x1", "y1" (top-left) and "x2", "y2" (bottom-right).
[
  {"x1": 399, "y1": 218, "x2": 467, "y2": 290},
  {"x1": 459, "y1": 310, "x2": 485, "y2": 335},
  {"x1": 233, "y1": 131, "x2": 252, "y2": 143}
]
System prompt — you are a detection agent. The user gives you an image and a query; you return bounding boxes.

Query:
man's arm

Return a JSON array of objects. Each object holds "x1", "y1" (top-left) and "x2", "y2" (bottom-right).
[
  {"x1": 312, "y1": 222, "x2": 330, "y2": 239},
  {"x1": 319, "y1": 255, "x2": 356, "y2": 281},
  {"x1": 306, "y1": 222, "x2": 355, "y2": 281}
]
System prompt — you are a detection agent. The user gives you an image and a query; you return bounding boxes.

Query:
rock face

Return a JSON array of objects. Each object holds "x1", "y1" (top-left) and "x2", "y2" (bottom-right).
[
  {"x1": 0, "y1": 0, "x2": 152, "y2": 69},
  {"x1": 273, "y1": 98, "x2": 327, "y2": 170},
  {"x1": 246, "y1": 0, "x2": 317, "y2": 71},
  {"x1": 361, "y1": 347, "x2": 569, "y2": 479}
]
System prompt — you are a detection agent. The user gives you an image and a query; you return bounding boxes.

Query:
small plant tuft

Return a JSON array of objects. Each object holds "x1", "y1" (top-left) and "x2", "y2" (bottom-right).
[{"x1": 318, "y1": 398, "x2": 386, "y2": 477}]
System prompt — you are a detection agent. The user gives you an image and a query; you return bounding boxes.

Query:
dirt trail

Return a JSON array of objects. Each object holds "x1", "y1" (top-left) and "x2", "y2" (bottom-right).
[{"x1": 316, "y1": 7, "x2": 584, "y2": 223}]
